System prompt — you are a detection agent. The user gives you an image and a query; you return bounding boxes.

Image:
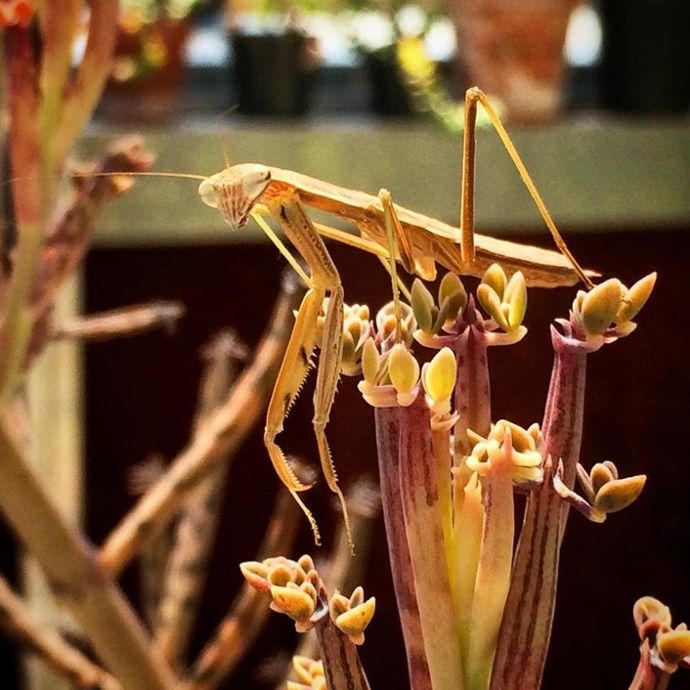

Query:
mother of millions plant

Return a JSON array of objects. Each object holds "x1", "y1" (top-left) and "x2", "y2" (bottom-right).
[{"x1": 242, "y1": 262, "x2": 690, "y2": 690}]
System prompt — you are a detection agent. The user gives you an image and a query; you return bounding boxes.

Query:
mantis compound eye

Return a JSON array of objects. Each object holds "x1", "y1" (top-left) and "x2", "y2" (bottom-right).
[
  {"x1": 241, "y1": 166, "x2": 271, "y2": 201},
  {"x1": 198, "y1": 178, "x2": 220, "y2": 208}
]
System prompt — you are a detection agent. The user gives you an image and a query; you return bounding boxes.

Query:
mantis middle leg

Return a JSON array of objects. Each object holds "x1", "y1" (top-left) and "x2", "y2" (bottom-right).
[{"x1": 264, "y1": 193, "x2": 350, "y2": 546}]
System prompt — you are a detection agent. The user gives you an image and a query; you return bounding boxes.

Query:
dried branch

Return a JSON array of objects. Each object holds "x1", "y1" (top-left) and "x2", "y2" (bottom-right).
[
  {"x1": 127, "y1": 454, "x2": 172, "y2": 631},
  {"x1": 0, "y1": 407, "x2": 176, "y2": 690},
  {"x1": 54, "y1": 301, "x2": 185, "y2": 342},
  {"x1": 0, "y1": 573, "x2": 120, "y2": 690},
  {"x1": 30, "y1": 137, "x2": 154, "y2": 317},
  {"x1": 155, "y1": 330, "x2": 248, "y2": 669},
  {"x1": 183, "y1": 487, "x2": 302, "y2": 690},
  {"x1": 99, "y1": 271, "x2": 305, "y2": 578}
]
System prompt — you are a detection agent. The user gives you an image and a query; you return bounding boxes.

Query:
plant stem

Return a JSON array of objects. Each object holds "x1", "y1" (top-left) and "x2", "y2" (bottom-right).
[
  {"x1": 490, "y1": 328, "x2": 587, "y2": 690},
  {"x1": 0, "y1": 26, "x2": 43, "y2": 403},
  {"x1": 453, "y1": 308, "x2": 491, "y2": 461},
  {"x1": 0, "y1": 412, "x2": 176, "y2": 690},
  {"x1": 465, "y1": 433, "x2": 515, "y2": 690},
  {"x1": 375, "y1": 405, "x2": 432, "y2": 690},
  {"x1": 314, "y1": 612, "x2": 371, "y2": 690},
  {"x1": 399, "y1": 395, "x2": 464, "y2": 690},
  {"x1": 0, "y1": 573, "x2": 120, "y2": 690},
  {"x1": 629, "y1": 641, "x2": 671, "y2": 690}
]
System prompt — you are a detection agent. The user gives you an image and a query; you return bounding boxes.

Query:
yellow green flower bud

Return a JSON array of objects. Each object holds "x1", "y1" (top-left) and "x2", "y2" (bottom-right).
[
  {"x1": 466, "y1": 420, "x2": 542, "y2": 481},
  {"x1": 422, "y1": 347, "x2": 457, "y2": 414},
  {"x1": 482, "y1": 263, "x2": 508, "y2": 299},
  {"x1": 297, "y1": 554, "x2": 315, "y2": 574},
  {"x1": 267, "y1": 562, "x2": 295, "y2": 587},
  {"x1": 239, "y1": 561, "x2": 269, "y2": 591},
  {"x1": 576, "y1": 278, "x2": 625, "y2": 336},
  {"x1": 439, "y1": 271, "x2": 466, "y2": 309},
  {"x1": 593, "y1": 474, "x2": 646, "y2": 514},
  {"x1": 291, "y1": 656, "x2": 325, "y2": 690},
  {"x1": 616, "y1": 272, "x2": 657, "y2": 324},
  {"x1": 361, "y1": 338, "x2": 380, "y2": 386},
  {"x1": 590, "y1": 462, "x2": 616, "y2": 496},
  {"x1": 270, "y1": 584, "x2": 316, "y2": 623},
  {"x1": 349, "y1": 585, "x2": 365, "y2": 608},
  {"x1": 334, "y1": 597, "x2": 376, "y2": 645},
  {"x1": 634, "y1": 596, "x2": 672, "y2": 629},
  {"x1": 477, "y1": 283, "x2": 510, "y2": 331},
  {"x1": 505, "y1": 271, "x2": 528, "y2": 331},
  {"x1": 388, "y1": 343, "x2": 420, "y2": 406},
  {"x1": 658, "y1": 629, "x2": 690, "y2": 665},
  {"x1": 329, "y1": 591, "x2": 351, "y2": 619},
  {"x1": 411, "y1": 279, "x2": 435, "y2": 333}
]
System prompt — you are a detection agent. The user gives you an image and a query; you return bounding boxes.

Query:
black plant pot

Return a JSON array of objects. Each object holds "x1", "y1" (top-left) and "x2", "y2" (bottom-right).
[
  {"x1": 598, "y1": 0, "x2": 690, "y2": 114},
  {"x1": 231, "y1": 30, "x2": 316, "y2": 117},
  {"x1": 362, "y1": 45, "x2": 414, "y2": 117}
]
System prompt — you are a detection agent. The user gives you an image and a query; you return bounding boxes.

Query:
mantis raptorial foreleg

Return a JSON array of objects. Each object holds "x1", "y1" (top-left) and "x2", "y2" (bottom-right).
[{"x1": 263, "y1": 194, "x2": 349, "y2": 546}]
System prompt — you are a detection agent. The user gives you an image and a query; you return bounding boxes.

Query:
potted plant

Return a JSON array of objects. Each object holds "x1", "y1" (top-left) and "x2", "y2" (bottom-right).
[
  {"x1": 224, "y1": 0, "x2": 321, "y2": 116},
  {"x1": 100, "y1": 0, "x2": 206, "y2": 123}
]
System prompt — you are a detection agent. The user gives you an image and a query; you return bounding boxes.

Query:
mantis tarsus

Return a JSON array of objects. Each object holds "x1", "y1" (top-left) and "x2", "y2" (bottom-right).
[{"x1": 72, "y1": 88, "x2": 597, "y2": 545}]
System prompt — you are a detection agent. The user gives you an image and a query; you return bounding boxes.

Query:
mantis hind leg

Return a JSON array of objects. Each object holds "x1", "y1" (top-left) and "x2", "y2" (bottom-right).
[{"x1": 461, "y1": 86, "x2": 593, "y2": 288}]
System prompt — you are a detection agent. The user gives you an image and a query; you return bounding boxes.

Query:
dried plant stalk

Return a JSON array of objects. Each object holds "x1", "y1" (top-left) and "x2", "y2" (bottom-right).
[
  {"x1": 0, "y1": 573, "x2": 120, "y2": 690},
  {"x1": 0, "y1": 417, "x2": 176, "y2": 690},
  {"x1": 54, "y1": 301, "x2": 185, "y2": 342},
  {"x1": 183, "y1": 488, "x2": 301, "y2": 690},
  {"x1": 155, "y1": 330, "x2": 248, "y2": 669},
  {"x1": 99, "y1": 271, "x2": 305, "y2": 578}
]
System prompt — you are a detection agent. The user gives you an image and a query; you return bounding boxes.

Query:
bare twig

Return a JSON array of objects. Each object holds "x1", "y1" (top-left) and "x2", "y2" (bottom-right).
[
  {"x1": 54, "y1": 301, "x2": 185, "y2": 342},
  {"x1": 21, "y1": 138, "x2": 154, "y2": 372},
  {"x1": 0, "y1": 407, "x2": 176, "y2": 690},
  {"x1": 155, "y1": 330, "x2": 248, "y2": 669},
  {"x1": 183, "y1": 487, "x2": 303, "y2": 690},
  {"x1": 99, "y1": 271, "x2": 305, "y2": 578},
  {"x1": 29, "y1": 137, "x2": 154, "y2": 317},
  {"x1": 0, "y1": 573, "x2": 120, "y2": 690},
  {"x1": 127, "y1": 454, "x2": 171, "y2": 631}
]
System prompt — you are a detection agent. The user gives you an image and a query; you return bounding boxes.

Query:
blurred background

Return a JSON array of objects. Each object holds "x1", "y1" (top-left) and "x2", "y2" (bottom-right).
[{"x1": 1, "y1": 1, "x2": 690, "y2": 688}]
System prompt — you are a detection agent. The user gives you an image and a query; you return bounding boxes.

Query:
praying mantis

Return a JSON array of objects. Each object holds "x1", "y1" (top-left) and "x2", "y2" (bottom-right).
[{"x1": 87, "y1": 88, "x2": 597, "y2": 544}]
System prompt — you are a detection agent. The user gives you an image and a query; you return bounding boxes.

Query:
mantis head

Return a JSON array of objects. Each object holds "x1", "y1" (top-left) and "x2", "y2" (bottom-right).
[{"x1": 198, "y1": 164, "x2": 271, "y2": 230}]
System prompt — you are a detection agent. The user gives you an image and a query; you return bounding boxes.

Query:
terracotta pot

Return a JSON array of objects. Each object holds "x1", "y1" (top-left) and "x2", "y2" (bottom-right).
[
  {"x1": 100, "y1": 18, "x2": 190, "y2": 124},
  {"x1": 447, "y1": 0, "x2": 579, "y2": 123}
]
